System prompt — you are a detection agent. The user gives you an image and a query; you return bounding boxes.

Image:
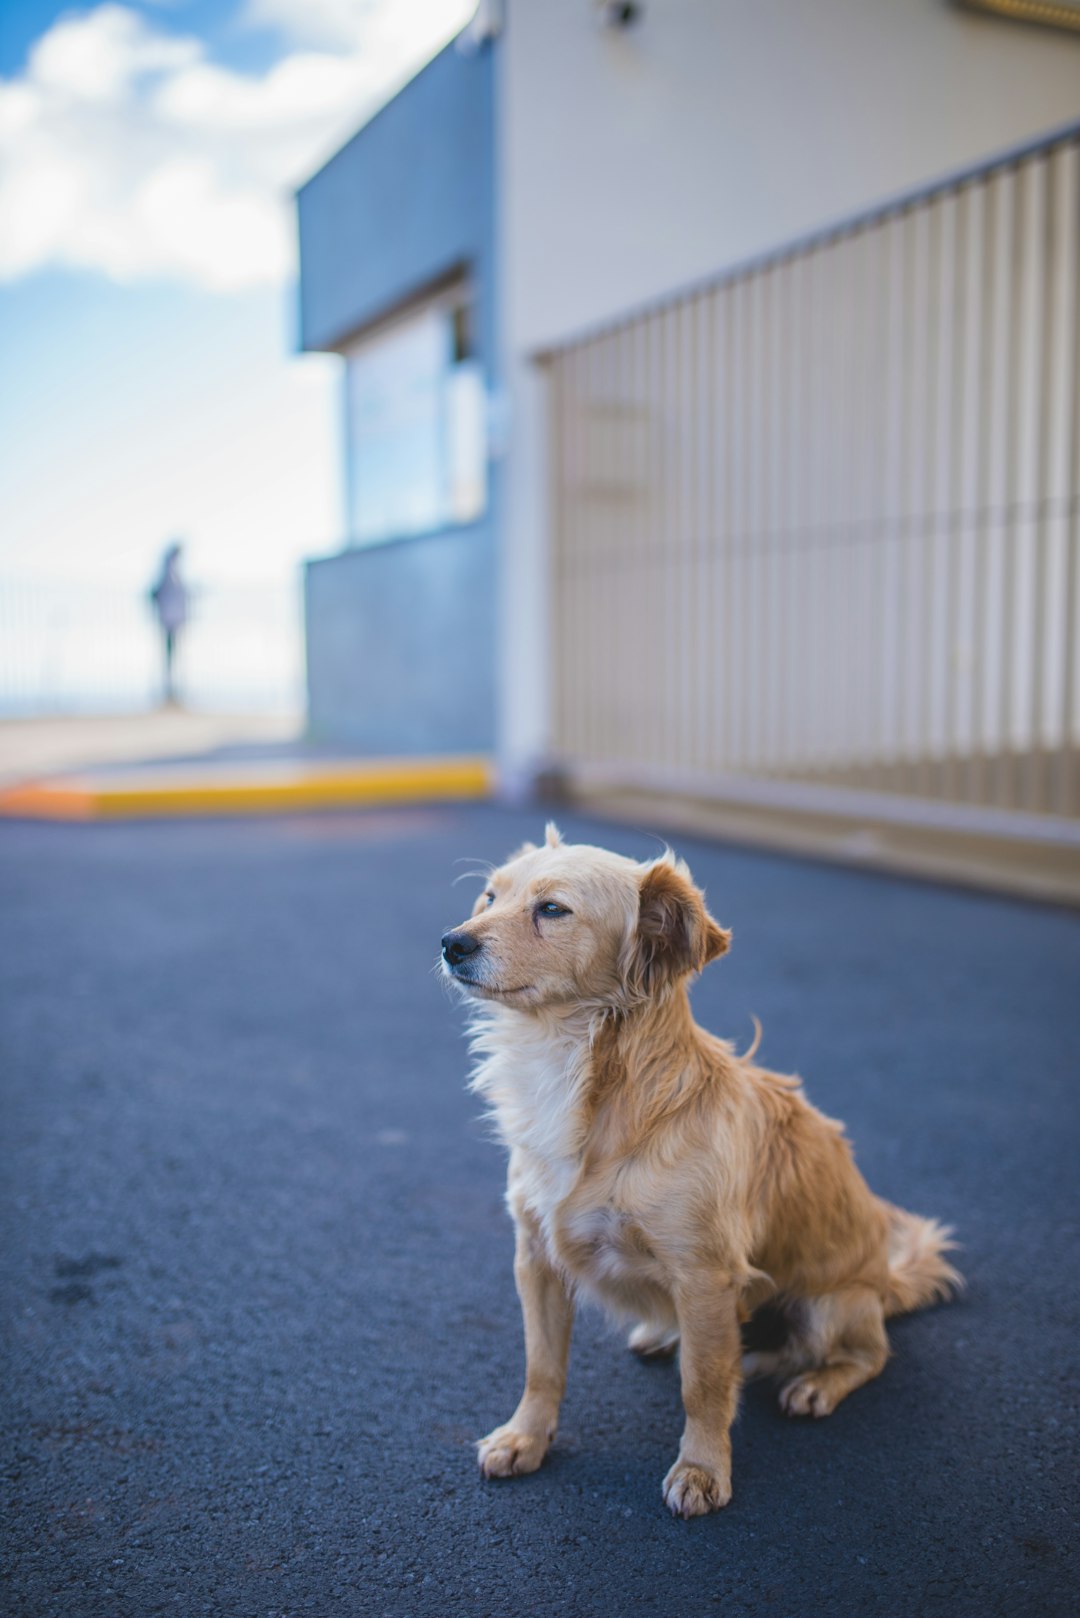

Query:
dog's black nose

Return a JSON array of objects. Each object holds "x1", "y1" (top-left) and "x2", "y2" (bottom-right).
[{"x1": 442, "y1": 930, "x2": 482, "y2": 968}]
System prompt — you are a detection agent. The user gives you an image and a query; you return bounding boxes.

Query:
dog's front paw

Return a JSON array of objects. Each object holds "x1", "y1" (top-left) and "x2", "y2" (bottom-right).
[
  {"x1": 662, "y1": 1459, "x2": 732, "y2": 1518},
  {"x1": 477, "y1": 1424, "x2": 550, "y2": 1479}
]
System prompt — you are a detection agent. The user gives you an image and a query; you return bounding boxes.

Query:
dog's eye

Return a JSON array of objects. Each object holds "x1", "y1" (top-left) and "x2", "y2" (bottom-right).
[
  {"x1": 537, "y1": 901, "x2": 571, "y2": 918},
  {"x1": 484, "y1": 890, "x2": 495, "y2": 906}
]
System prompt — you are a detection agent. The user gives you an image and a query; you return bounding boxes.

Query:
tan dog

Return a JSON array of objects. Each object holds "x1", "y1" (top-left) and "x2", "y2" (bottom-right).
[{"x1": 441, "y1": 825, "x2": 960, "y2": 1517}]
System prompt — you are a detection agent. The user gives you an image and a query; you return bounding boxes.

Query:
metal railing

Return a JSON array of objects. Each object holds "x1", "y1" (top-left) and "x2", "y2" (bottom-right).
[
  {"x1": 547, "y1": 128, "x2": 1080, "y2": 826},
  {"x1": 0, "y1": 577, "x2": 304, "y2": 716}
]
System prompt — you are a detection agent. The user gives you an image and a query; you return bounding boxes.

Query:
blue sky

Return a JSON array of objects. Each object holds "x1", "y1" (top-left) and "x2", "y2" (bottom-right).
[
  {"x1": 0, "y1": 1, "x2": 282, "y2": 78},
  {"x1": 0, "y1": 0, "x2": 473, "y2": 592}
]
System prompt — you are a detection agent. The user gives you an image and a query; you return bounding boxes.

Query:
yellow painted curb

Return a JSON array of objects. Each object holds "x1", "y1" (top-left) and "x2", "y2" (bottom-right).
[{"x1": 0, "y1": 756, "x2": 493, "y2": 821}]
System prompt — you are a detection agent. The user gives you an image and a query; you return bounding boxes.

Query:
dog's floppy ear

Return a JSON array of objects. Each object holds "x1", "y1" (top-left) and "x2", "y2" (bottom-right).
[{"x1": 625, "y1": 858, "x2": 730, "y2": 996}]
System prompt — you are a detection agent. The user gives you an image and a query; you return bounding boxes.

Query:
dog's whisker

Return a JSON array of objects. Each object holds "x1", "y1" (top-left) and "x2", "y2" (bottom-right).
[{"x1": 452, "y1": 856, "x2": 495, "y2": 878}]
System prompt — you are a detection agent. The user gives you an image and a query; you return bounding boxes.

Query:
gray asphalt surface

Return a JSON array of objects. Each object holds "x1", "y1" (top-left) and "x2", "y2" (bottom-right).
[{"x1": 2, "y1": 804, "x2": 1077, "y2": 1617}]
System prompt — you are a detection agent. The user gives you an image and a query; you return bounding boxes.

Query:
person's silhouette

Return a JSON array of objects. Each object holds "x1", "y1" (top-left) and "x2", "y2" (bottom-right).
[{"x1": 149, "y1": 542, "x2": 189, "y2": 705}]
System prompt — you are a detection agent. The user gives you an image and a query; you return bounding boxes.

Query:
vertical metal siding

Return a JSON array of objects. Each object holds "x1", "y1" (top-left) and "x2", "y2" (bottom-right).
[{"x1": 548, "y1": 132, "x2": 1080, "y2": 822}]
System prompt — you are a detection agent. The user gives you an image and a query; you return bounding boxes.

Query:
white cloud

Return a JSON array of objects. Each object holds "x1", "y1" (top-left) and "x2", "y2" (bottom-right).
[
  {"x1": 244, "y1": 0, "x2": 475, "y2": 55},
  {"x1": 0, "y1": 0, "x2": 476, "y2": 291},
  {"x1": 245, "y1": 0, "x2": 393, "y2": 52},
  {"x1": 30, "y1": 5, "x2": 200, "y2": 101}
]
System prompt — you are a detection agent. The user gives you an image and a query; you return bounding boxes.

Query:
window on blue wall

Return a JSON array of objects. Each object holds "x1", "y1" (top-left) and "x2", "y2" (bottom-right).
[{"x1": 344, "y1": 290, "x2": 486, "y2": 547}]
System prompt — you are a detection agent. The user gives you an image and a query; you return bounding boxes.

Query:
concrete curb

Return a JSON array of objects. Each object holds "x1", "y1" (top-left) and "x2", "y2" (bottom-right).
[{"x1": 0, "y1": 755, "x2": 493, "y2": 820}]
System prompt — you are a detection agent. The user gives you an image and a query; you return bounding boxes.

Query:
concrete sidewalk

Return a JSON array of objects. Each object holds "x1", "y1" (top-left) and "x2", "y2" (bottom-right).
[
  {"x1": 0, "y1": 711, "x2": 491, "y2": 817},
  {"x1": 0, "y1": 709, "x2": 303, "y2": 785},
  {"x1": 1, "y1": 802, "x2": 1077, "y2": 1617}
]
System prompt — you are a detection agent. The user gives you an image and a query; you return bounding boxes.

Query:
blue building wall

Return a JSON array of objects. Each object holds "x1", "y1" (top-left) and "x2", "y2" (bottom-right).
[{"x1": 297, "y1": 37, "x2": 497, "y2": 755}]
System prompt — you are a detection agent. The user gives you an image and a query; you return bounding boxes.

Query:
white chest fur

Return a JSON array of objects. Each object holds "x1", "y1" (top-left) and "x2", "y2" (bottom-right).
[
  {"x1": 468, "y1": 1010, "x2": 674, "y2": 1320},
  {"x1": 469, "y1": 1008, "x2": 594, "y2": 1225}
]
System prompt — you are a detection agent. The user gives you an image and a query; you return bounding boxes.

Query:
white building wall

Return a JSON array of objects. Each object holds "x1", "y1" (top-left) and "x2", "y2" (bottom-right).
[
  {"x1": 496, "y1": 0, "x2": 1080, "y2": 781},
  {"x1": 504, "y1": 0, "x2": 1080, "y2": 353}
]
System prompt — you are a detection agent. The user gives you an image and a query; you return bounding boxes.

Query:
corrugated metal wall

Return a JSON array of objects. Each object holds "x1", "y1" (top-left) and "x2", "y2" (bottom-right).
[{"x1": 548, "y1": 131, "x2": 1079, "y2": 824}]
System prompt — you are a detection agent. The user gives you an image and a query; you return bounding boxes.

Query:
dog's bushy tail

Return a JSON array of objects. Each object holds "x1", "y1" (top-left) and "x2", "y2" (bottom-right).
[{"x1": 881, "y1": 1202, "x2": 963, "y2": 1319}]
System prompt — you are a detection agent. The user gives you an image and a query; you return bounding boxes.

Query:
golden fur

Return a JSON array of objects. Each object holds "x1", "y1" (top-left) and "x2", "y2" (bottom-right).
[{"x1": 442, "y1": 824, "x2": 961, "y2": 1517}]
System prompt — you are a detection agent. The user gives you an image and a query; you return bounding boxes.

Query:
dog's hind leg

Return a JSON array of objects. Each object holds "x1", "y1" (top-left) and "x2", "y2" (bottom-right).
[{"x1": 777, "y1": 1285, "x2": 888, "y2": 1419}]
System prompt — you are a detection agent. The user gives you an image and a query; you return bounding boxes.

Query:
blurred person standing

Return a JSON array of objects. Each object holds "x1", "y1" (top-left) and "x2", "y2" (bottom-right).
[{"x1": 149, "y1": 542, "x2": 189, "y2": 706}]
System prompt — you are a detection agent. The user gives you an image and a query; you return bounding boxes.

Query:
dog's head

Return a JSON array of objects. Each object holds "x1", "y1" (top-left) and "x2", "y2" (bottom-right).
[{"x1": 441, "y1": 823, "x2": 730, "y2": 1012}]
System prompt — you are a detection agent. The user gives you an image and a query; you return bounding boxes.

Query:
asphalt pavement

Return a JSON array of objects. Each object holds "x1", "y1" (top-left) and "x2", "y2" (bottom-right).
[{"x1": 2, "y1": 803, "x2": 1077, "y2": 1617}]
